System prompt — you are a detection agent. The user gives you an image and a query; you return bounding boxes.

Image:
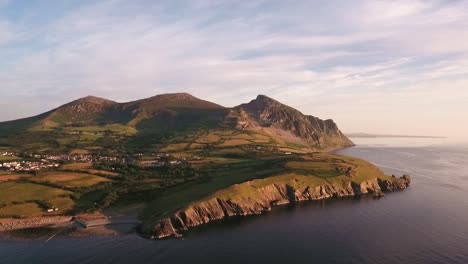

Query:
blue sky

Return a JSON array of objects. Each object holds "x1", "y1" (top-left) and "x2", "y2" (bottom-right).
[{"x1": 0, "y1": 0, "x2": 467, "y2": 137}]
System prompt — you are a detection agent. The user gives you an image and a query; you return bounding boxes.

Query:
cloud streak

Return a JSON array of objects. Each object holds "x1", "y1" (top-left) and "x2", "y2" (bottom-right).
[{"x1": 0, "y1": 0, "x2": 467, "y2": 137}]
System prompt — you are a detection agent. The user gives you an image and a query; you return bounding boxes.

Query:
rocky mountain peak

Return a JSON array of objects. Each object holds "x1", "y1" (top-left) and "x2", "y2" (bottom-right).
[
  {"x1": 56, "y1": 96, "x2": 116, "y2": 119},
  {"x1": 227, "y1": 95, "x2": 353, "y2": 149},
  {"x1": 248, "y1": 94, "x2": 284, "y2": 109}
]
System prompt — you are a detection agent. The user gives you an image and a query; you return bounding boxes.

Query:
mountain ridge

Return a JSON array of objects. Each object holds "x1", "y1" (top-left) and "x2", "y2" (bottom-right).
[
  {"x1": 0, "y1": 93, "x2": 352, "y2": 151},
  {"x1": 226, "y1": 94, "x2": 353, "y2": 149}
]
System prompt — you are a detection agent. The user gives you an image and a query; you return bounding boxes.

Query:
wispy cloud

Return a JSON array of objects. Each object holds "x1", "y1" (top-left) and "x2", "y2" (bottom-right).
[{"x1": 0, "y1": 0, "x2": 467, "y2": 137}]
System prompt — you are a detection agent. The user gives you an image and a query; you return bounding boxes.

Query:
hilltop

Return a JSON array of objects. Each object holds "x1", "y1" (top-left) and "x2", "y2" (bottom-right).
[{"x1": 226, "y1": 95, "x2": 353, "y2": 149}]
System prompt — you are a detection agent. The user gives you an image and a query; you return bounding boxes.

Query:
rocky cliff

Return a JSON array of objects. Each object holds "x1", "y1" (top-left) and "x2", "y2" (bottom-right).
[
  {"x1": 226, "y1": 95, "x2": 354, "y2": 150},
  {"x1": 150, "y1": 175, "x2": 410, "y2": 239}
]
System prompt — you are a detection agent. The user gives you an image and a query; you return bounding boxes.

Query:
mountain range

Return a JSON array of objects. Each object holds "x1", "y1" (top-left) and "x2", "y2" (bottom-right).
[{"x1": 0, "y1": 93, "x2": 353, "y2": 152}]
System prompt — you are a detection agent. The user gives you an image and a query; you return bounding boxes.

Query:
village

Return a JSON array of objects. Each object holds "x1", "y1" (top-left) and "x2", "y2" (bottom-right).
[
  {"x1": 0, "y1": 150, "x2": 193, "y2": 172},
  {"x1": 0, "y1": 143, "x2": 297, "y2": 173},
  {"x1": 1, "y1": 151, "x2": 17, "y2": 157},
  {"x1": 0, "y1": 160, "x2": 61, "y2": 172}
]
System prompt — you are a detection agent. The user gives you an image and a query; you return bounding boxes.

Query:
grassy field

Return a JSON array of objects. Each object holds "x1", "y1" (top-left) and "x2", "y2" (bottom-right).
[
  {"x1": 160, "y1": 143, "x2": 190, "y2": 152},
  {"x1": 0, "y1": 156, "x2": 20, "y2": 162},
  {"x1": 63, "y1": 124, "x2": 138, "y2": 136},
  {"x1": 211, "y1": 148, "x2": 246, "y2": 155},
  {"x1": 61, "y1": 162, "x2": 93, "y2": 170},
  {"x1": 219, "y1": 139, "x2": 251, "y2": 147},
  {"x1": 0, "y1": 168, "x2": 116, "y2": 218},
  {"x1": 285, "y1": 157, "x2": 350, "y2": 178},
  {"x1": 84, "y1": 169, "x2": 119, "y2": 177},
  {"x1": 61, "y1": 162, "x2": 119, "y2": 177},
  {"x1": 157, "y1": 129, "x2": 281, "y2": 155},
  {"x1": 0, "y1": 182, "x2": 70, "y2": 205},
  {"x1": 31, "y1": 172, "x2": 109, "y2": 188},
  {"x1": 195, "y1": 133, "x2": 221, "y2": 144},
  {"x1": 213, "y1": 172, "x2": 328, "y2": 200},
  {"x1": 0, "y1": 173, "x2": 31, "y2": 183},
  {"x1": 0, "y1": 181, "x2": 73, "y2": 217},
  {"x1": 198, "y1": 155, "x2": 394, "y2": 209},
  {"x1": 141, "y1": 157, "x2": 289, "y2": 230},
  {"x1": 0, "y1": 203, "x2": 44, "y2": 218}
]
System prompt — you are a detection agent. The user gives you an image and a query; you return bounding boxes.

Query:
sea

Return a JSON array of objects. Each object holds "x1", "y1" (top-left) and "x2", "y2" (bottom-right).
[{"x1": 1, "y1": 137, "x2": 468, "y2": 264}]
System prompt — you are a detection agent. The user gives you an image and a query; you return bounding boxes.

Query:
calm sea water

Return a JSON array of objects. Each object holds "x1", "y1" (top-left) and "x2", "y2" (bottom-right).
[{"x1": 1, "y1": 138, "x2": 468, "y2": 264}]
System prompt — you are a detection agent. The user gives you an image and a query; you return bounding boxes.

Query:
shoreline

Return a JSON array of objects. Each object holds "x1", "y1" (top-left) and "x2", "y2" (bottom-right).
[
  {"x1": 0, "y1": 212, "x2": 141, "y2": 238},
  {"x1": 0, "y1": 175, "x2": 411, "y2": 240},
  {"x1": 0, "y1": 216, "x2": 73, "y2": 233},
  {"x1": 0, "y1": 147, "x2": 411, "y2": 240},
  {"x1": 150, "y1": 175, "x2": 411, "y2": 239}
]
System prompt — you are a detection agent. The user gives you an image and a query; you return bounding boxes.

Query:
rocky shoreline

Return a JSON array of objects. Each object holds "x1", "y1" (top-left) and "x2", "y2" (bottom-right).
[
  {"x1": 150, "y1": 175, "x2": 411, "y2": 239},
  {"x1": 0, "y1": 216, "x2": 73, "y2": 232},
  {"x1": 0, "y1": 213, "x2": 140, "y2": 238}
]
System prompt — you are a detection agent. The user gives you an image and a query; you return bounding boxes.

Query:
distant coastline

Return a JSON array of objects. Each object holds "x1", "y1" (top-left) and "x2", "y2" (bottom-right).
[{"x1": 346, "y1": 133, "x2": 446, "y2": 139}]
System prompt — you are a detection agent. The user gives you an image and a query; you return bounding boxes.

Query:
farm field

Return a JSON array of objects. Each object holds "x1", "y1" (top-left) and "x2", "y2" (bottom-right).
[
  {"x1": 0, "y1": 181, "x2": 73, "y2": 218},
  {"x1": 30, "y1": 172, "x2": 109, "y2": 188},
  {"x1": 0, "y1": 127, "x2": 363, "y2": 232}
]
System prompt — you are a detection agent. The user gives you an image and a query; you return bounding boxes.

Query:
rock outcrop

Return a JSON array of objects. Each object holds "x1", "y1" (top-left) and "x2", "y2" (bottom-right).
[
  {"x1": 150, "y1": 175, "x2": 411, "y2": 239},
  {"x1": 225, "y1": 95, "x2": 354, "y2": 150}
]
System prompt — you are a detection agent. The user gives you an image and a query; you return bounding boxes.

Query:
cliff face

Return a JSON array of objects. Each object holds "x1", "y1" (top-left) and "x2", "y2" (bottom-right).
[
  {"x1": 150, "y1": 175, "x2": 411, "y2": 239},
  {"x1": 226, "y1": 95, "x2": 354, "y2": 150}
]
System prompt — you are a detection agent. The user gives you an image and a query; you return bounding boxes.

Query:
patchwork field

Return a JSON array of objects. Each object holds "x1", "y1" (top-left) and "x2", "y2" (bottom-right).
[
  {"x1": 195, "y1": 133, "x2": 221, "y2": 144},
  {"x1": 219, "y1": 139, "x2": 251, "y2": 147},
  {"x1": 160, "y1": 143, "x2": 189, "y2": 152},
  {"x1": 141, "y1": 157, "x2": 289, "y2": 224},
  {"x1": 0, "y1": 173, "x2": 31, "y2": 183},
  {"x1": 61, "y1": 162, "x2": 119, "y2": 177},
  {"x1": 61, "y1": 162, "x2": 93, "y2": 170},
  {"x1": 0, "y1": 181, "x2": 74, "y2": 217},
  {"x1": 31, "y1": 172, "x2": 109, "y2": 188},
  {"x1": 0, "y1": 182, "x2": 70, "y2": 205},
  {"x1": 0, "y1": 126, "x2": 364, "y2": 227},
  {"x1": 0, "y1": 156, "x2": 21, "y2": 162},
  {"x1": 0, "y1": 203, "x2": 44, "y2": 218},
  {"x1": 158, "y1": 130, "x2": 289, "y2": 155}
]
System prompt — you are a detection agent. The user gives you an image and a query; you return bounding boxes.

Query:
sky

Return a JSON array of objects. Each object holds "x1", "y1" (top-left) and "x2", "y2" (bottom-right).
[{"x1": 0, "y1": 0, "x2": 467, "y2": 138}]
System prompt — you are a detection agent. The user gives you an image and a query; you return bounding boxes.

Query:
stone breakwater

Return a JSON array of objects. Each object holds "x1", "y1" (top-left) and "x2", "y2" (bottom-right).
[
  {"x1": 0, "y1": 216, "x2": 73, "y2": 232},
  {"x1": 151, "y1": 176, "x2": 411, "y2": 239}
]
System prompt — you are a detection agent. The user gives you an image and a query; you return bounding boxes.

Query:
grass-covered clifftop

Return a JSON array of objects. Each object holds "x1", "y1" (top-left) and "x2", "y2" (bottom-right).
[{"x1": 141, "y1": 153, "x2": 411, "y2": 238}]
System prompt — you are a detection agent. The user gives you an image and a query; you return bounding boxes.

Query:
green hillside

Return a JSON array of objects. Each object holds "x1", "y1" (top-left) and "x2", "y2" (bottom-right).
[{"x1": 0, "y1": 93, "x2": 364, "y2": 226}]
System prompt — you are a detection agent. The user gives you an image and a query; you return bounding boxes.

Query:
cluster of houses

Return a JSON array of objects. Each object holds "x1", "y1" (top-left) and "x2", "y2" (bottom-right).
[
  {"x1": 0, "y1": 152, "x2": 98, "y2": 172},
  {"x1": 31, "y1": 154, "x2": 93, "y2": 162},
  {"x1": 0, "y1": 160, "x2": 60, "y2": 172},
  {"x1": 97, "y1": 156, "x2": 127, "y2": 163},
  {"x1": 1, "y1": 148, "x2": 198, "y2": 171},
  {"x1": 135, "y1": 152, "x2": 193, "y2": 168},
  {"x1": 1, "y1": 151, "x2": 17, "y2": 157}
]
